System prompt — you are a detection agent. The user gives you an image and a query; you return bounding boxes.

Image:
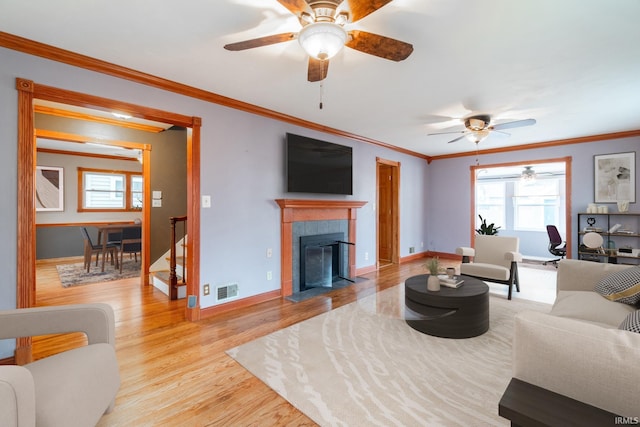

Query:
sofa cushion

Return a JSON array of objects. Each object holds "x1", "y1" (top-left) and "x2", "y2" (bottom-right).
[
  {"x1": 25, "y1": 343, "x2": 120, "y2": 427},
  {"x1": 551, "y1": 291, "x2": 636, "y2": 327},
  {"x1": 594, "y1": 266, "x2": 640, "y2": 305},
  {"x1": 619, "y1": 310, "x2": 640, "y2": 334},
  {"x1": 460, "y1": 263, "x2": 510, "y2": 281}
]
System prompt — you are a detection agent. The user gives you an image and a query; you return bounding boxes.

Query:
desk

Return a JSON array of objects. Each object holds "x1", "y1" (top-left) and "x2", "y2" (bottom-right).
[{"x1": 96, "y1": 223, "x2": 141, "y2": 272}]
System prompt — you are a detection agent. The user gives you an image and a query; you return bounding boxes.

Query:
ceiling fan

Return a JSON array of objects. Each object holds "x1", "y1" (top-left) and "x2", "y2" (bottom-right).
[
  {"x1": 223, "y1": 0, "x2": 414, "y2": 82},
  {"x1": 428, "y1": 114, "x2": 537, "y2": 144}
]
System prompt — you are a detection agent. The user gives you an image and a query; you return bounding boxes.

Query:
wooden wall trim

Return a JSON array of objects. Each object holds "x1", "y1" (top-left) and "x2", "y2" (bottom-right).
[
  {"x1": 199, "y1": 290, "x2": 281, "y2": 320},
  {"x1": 428, "y1": 130, "x2": 640, "y2": 162},
  {"x1": 36, "y1": 221, "x2": 136, "y2": 228},
  {"x1": 35, "y1": 104, "x2": 165, "y2": 133},
  {"x1": 0, "y1": 31, "x2": 429, "y2": 161}
]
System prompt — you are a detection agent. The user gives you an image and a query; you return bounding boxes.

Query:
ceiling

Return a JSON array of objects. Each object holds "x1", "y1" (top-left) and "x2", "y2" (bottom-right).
[{"x1": 2, "y1": 0, "x2": 639, "y2": 157}]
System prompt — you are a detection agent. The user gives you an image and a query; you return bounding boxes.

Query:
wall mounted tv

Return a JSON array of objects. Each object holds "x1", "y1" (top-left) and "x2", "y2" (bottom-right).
[{"x1": 286, "y1": 133, "x2": 353, "y2": 195}]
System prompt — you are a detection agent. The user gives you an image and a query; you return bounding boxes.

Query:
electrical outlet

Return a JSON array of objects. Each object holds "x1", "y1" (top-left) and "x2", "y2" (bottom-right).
[
  {"x1": 266, "y1": 271, "x2": 272, "y2": 281},
  {"x1": 203, "y1": 284, "x2": 210, "y2": 296},
  {"x1": 364, "y1": 252, "x2": 369, "y2": 261},
  {"x1": 266, "y1": 248, "x2": 272, "y2": 258}
]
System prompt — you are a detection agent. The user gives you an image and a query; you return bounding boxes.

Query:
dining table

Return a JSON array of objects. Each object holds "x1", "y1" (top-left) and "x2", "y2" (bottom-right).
[{"x1": 95, "y1": 223, "x2": 142, "y2": 272}]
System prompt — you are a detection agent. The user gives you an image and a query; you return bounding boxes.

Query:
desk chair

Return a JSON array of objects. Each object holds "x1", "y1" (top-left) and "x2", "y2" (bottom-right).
[
  {"x1": 543, "y1": 225, "x2": 567, "y2": 268},
  {"x1": 80, "y1": 227, "x2": 119, "y2": 273}
]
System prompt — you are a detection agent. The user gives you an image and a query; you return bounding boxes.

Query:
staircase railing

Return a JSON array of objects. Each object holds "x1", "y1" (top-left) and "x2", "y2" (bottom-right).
[{"x1": 169, "y1": 215, "x2": 187, "y2": 300}]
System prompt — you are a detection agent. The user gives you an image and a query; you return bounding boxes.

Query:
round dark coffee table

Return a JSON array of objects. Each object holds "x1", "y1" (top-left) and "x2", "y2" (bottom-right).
[{"x1": 405, "y1": 274, "x2": 489, "y2": 338}]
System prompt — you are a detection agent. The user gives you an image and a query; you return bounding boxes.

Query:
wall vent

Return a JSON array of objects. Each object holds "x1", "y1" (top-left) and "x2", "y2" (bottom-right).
[{"x1": 216, "y1": 283, "x2": 239, "y2": 302}]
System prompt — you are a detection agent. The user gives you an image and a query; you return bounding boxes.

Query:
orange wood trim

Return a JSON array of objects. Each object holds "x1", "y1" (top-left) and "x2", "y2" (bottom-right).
[
  {"x1": 38, "y1": 147, "x2": 139, "y2": 162},
  {"x1": 35, "y1": 104, "x2": 165, "y2": 133},
  {"x1": 429, "y1": 130, "x2": 640, "y2": 162},
  {"x1": 186, "y1": 122, "x2": 202, "y2": 321},
  {"x1": 36, "y1": 129, "x2": 152, "y2": 151},
  {"x1": 18, "y1": 78, "x2": 200, "y2": 326},
  {"x1": 469, "y1": 156, "x2": 573, "y2": 254},
  {"x1": 16, "y1": 78, "x2": 35, "y2": 364},
  {"x1": 276, "y1": 199, "x2": 367, "y2": 297},
  {"x1": 0, "y1": 356, "x2": 16, "y2": 365},
  {"x1": 199, "y1": 290, "x2": 281, "y2": 319},
  {"x1": 355, "y1": 264, "x2": 377, "y2": 276},
  {"x1": 399, "y1": 251, "x2": 429, "y2": 264},
  {"x1": 36, "y1": 221, "x2": 136, "y2": 228},
  {"x1": 0, "y1": 32, "x2": 430, "y2": 160},
  {"x1": 141, "y1": 148, "x2": 152, "y2": 288}
]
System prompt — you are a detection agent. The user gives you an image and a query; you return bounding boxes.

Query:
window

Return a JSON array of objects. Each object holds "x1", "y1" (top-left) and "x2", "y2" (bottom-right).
[
  {"x1": 514, "y1": 179, "x2": 561, "y2": 231},
  {"x1": 79, "y1": 167, "x2": 143, "y2": 212},
  {"x1": 476, "y1": 181, "x2": 505, "y2": 230}
]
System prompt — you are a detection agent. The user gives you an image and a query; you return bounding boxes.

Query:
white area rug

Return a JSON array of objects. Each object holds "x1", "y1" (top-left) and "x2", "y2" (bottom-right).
[{"x1": 227, "y1": 282, "x2": 551, "y2": 427}]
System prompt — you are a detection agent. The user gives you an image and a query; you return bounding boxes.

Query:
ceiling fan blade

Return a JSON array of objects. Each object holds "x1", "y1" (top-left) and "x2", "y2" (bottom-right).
[
  {"x1": 224, "y1": 33, "x2": 297, "y2": 51},
  {"x1": 347, "y1": 0, "x2": 393, "y2": 22},
  {"x1": 308, "y1": 57, "x2": 329, "y2": 82},
  {"x1": 490, "y1": 118, "x2": 536, "y2": 131},
  {"x1": 346, "y1": 30, "x2": 413, "y2": 61},
  {"x1": 427, "y1": 130, "x2": 465, "y2": 136},
  {"x1": 447, "y1": 134, "x2": 468, "y2": 144},
  {"x1": 276, "y1": 0, "x2": 313, "y2": 16}
]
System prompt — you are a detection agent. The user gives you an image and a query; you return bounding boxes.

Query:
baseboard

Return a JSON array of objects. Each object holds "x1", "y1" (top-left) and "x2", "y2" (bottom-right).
[
  {"x1": 0, "y1": 356, "x2": 15, "y2": 365},
  {"x1": 355, "y1": 264, "x2": 377, "y2": 276},
  {"x1": 199, "y1": 289, "x2": 281, "y2": 319}
]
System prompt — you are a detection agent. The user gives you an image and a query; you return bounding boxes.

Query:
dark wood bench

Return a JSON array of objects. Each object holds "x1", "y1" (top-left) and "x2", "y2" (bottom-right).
[{"x1": 499, "y1": 378, "x2": 625, "y2": 427}]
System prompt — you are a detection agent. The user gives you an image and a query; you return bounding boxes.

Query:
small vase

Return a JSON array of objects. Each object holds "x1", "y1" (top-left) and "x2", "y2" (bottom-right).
[{"x1": 427, "y1": 274, "x2": 440, "y2": 292}]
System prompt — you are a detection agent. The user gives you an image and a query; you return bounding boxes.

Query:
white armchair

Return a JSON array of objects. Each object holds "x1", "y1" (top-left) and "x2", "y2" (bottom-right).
[
  {"x1": 456, "y1": 235, "x2": 522, "y2": 300},
  {"x1": 0, "y1": 303, "x2": 120, "y2": 427}
]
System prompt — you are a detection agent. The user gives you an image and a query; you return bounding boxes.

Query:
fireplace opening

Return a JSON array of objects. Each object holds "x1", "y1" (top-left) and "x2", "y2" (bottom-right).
[{"x1": 299, "y1": 232, "x2": 350, "y2": 292}]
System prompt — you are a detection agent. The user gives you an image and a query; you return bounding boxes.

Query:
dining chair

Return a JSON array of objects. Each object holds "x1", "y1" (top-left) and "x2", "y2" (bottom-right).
[
  {"x1": 119, "y1": 226, "x2": 142, "y2": 273},
  {"x1": 80, "y1": 227, "x2": 119, "y2": 273}
]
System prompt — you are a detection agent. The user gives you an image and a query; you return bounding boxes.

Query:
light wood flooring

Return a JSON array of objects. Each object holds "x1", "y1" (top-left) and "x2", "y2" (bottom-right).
[{"x1": 33, "y1": 257, "x2": 555, "y2": 426}]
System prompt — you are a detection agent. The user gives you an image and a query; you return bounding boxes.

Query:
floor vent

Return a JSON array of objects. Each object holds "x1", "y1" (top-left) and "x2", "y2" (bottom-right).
[{"x1": 217, "y1": 283, "x2": 239, "y2": 302}]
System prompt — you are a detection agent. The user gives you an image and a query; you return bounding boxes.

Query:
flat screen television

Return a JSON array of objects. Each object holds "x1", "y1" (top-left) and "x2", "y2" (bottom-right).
[{"x1": 286, "y1": 133, "x2": 353, "y2": 195}]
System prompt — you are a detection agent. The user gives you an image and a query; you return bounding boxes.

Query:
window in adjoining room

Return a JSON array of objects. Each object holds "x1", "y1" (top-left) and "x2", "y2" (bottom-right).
[{"x1": 79, "y1": 167, "x2": 143, "y2": 212}]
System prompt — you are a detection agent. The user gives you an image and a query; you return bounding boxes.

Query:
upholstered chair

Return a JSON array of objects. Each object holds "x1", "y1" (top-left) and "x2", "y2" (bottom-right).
[
  {"x1": 456, "y1": 235, "x2": 522, "y2": 300},
  {"x1": 0, "y1": 303, "x2": 120, "y2": 427}
]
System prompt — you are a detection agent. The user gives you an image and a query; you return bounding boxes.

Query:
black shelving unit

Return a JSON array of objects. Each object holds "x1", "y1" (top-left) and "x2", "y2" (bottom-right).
[{"x1": 577, "y1": 212, "x2": 640, "y2": 264}]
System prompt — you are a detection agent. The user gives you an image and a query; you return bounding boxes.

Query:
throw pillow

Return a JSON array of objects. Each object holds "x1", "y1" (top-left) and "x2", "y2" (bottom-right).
[
  {"x1": 619, "y1": 310, "x2": 640, "y2": 334},
  {"x1": 594, "y1": 266, "x2": 640, "y2": 306}
]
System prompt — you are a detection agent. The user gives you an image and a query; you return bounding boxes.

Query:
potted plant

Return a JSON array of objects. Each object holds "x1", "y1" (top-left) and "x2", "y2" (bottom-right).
[
  {"x1": 476, "y1": 215, "x2": 501, "y2": 235},
  {"x1": 425, "y1": 257, "x2": 441, "y2": 291}
]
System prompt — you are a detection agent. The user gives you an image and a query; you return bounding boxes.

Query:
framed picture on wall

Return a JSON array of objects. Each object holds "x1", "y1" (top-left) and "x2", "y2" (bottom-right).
[
  {"x1": 36, "y1": 166, "x2": 64, "y2": 211},
  {"x1": 594, "y1": 151, "x2": 635, "y2": 203}
]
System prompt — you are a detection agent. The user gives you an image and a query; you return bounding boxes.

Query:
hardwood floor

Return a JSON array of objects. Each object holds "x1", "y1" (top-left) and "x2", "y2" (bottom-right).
[
  {"x1": 33, "y1": 257, "x2": 553, "y2": 426},
  {"x1": 34, "y1": 257, "x2": 447, "y2": 426}
]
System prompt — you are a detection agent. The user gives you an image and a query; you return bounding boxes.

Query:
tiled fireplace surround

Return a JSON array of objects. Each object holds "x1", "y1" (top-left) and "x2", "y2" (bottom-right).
[{"x1": 275, "y1": 199, "x2": 367, "y2": 297}]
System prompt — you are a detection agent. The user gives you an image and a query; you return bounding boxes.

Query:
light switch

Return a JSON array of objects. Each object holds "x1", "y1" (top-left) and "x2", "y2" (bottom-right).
[
  {"x1": 152, "y1": 199, "x2": 162, "y2": 207},
  {"x1": 202, "y1": 195, "x2": 211, "y2": 208},
  {"x1": 152, "y1": 190, "x2": 162, "y2": 199}
]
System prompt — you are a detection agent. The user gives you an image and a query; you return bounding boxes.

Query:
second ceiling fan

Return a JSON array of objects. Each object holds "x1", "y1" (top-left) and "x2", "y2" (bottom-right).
[
  {"x1": 428, "y1": 114, "x2": 537, "y2": 144},
  {"x1": 224, "y1": 0, "x2": 414, "y2": 82}
]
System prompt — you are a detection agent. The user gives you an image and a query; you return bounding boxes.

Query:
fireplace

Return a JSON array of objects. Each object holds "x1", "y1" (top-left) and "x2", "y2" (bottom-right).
[
  {"x1": 299, "y1": 232, "x2": 346, "y2": 291},
  {"x1": 275, "y1": 199, "x2": 367, "y2": 297}
]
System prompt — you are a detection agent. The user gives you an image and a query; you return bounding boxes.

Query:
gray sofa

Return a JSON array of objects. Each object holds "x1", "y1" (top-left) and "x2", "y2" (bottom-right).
[
  {"x1": 0, "y1": 303, "x2": 120, "y2": 427},
  {"x1": 512, "y1": 259, "x2": 640, "y2": 416}
]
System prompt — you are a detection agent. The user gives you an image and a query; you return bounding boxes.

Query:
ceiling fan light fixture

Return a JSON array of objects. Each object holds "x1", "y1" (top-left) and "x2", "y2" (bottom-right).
[
  {"x1": 521, "y1": 166, "x2": 537, "y2": 181},
  {"x1": 465, "y1": 129, "x2": 490, "y2": 143},
  {"x1": 298, "y1": 22, "x2": 347, "y2": 60}
]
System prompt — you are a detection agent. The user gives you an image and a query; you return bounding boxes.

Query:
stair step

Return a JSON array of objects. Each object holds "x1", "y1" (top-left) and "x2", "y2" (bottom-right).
[
  {"x1": 165, "y1": 256, "x2": 186, "y2": 266},
  {"x1": 150, "y1": 270, "x2": 186, "y2": 299}
]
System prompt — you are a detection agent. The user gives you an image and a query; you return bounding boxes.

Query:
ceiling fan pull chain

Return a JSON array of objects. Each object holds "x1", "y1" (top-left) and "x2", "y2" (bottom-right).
[
  {"x1": 475, "y1": 141, "x2": 480, "y2": 166},
  {"x1": 319, "y1": 81, "x2": 324, "y2": 110}
]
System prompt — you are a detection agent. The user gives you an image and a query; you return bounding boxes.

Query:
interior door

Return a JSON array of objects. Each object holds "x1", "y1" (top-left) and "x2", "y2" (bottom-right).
[{"x1": 378, "y1": 163, "x2": 393, "y2": 264}]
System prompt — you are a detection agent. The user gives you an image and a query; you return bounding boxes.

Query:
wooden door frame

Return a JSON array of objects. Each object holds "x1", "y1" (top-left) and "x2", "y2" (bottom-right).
[
  {"x1": 376, "y1": 157, "x2": 400, "y2": 268},
  {"x1": 15, "y1": 78, "x2": 202, "y2": 363},
  {"x1": 469, "y1": 156, "x2": 572, "y2": 255}
]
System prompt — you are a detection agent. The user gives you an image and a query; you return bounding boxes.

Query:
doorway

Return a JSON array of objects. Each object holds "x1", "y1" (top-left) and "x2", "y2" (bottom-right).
[
  {"x1": 377, "y1": 158, "x2": 400, "y2": 268},
  {"x1": 16, "y1": 78, "x2": 202, "y2": 363}
]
